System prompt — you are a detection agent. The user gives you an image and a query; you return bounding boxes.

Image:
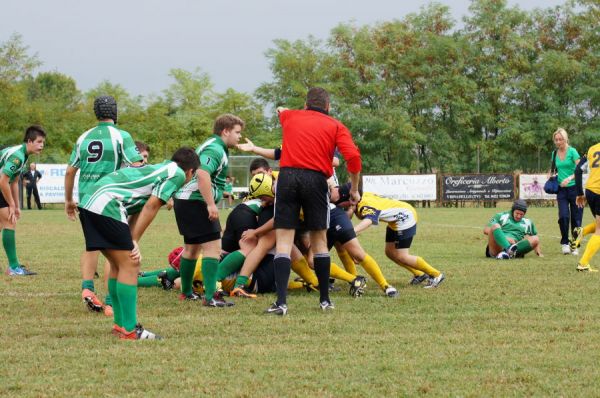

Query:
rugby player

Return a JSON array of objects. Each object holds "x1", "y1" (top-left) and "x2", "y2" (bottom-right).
[
  {"x1": 574, "y1": 142, "x2": 600, "y2": 272},
  {"x1": 353, "y1": 191, "x2": 446, "y2": 288},
  {"x1": 1, "y1": 125, "x2": 46, "y2": 276},
  {"x1": 173, "y1": 114, "x2": 243, "y2": 307},
  {"x1": 484, "y1": 200, "x2": 542, "y2": 260},
  {"x1": 78, "y1": 147, "x2": 198, "y2": 339},
  {"x1": 65, "y1": 96, "x2": 143, "y2": 315}
]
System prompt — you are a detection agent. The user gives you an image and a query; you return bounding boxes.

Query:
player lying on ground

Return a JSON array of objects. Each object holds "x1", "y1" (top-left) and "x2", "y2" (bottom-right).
[{"x1": 484, "y1": 199, "x2": 542, "y2": 260}]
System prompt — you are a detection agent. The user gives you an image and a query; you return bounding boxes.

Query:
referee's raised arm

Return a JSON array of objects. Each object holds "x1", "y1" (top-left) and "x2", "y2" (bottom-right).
[{"x1": 268, "y1": 87, "x2": 362, "y2": 316}]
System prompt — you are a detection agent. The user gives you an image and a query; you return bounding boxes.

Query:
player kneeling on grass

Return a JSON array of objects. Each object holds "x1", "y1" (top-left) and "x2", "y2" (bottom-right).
[
  {"x1": 484, "y1": 200, "x2": 542, "y2": 260},
  {"x1": 352, "y1": 190, "x2": 445, "y2": 288},
  {"x1": 78, "y1": 147, "x2": 198, "y2": 340},
  {"x1": 1, "y1": 125, "x2": 46, "y2": 276}
]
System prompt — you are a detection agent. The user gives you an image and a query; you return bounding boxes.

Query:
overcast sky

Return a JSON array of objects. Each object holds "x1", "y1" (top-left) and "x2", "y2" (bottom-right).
[{"x1": 1, "y1": 0, "x2": 566, "y2": 98}]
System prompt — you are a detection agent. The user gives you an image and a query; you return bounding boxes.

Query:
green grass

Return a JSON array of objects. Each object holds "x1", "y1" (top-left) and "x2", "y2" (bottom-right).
[{"x1": 1, "y1": 206, "x2": 599, "y2": 397}]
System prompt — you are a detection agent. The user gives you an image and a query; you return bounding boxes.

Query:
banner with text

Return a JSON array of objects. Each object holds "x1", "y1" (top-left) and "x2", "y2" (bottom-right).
[
  {"x1": 37, "y1": 164, "x2": 79, "y2": 203},
  {"x1": 442, "y1": 174, "x2": 514, "y2": 201},
  {"x1": 362, "y1": 174, "x2": 437, "y2": 200},
  {"x1": 519, "y1": 173, "x2": 589, "y2": 200}
]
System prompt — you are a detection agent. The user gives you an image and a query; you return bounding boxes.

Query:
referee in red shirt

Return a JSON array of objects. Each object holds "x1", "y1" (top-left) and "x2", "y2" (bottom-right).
[{"x1": 266, "y1": 87, "x2": 362, "y2": 315}]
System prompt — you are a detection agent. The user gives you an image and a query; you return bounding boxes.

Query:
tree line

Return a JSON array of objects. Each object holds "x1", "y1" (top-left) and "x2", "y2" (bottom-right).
[{"x1": 1, "y1": 0, "x2": 598, "y2": 177}]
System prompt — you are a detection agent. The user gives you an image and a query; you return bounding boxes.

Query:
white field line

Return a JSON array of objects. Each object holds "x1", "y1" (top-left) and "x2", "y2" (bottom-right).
[{"x1": 0, "y1": 291, "x2": 73, "y2": 298}]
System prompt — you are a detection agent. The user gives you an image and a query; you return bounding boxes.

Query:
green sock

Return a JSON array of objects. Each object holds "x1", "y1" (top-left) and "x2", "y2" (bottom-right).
[
  {"x1": 234, "y1": 275, "x2": 249, "y2": 288},
  {"x1": 492, "y1": 228, "x2": 511, "y2": 250},
  {"x1": 202, "y1": 257, "x2": 219, "y2": 300},
  {"x1": 105, "y1": 293, "x2": 112, "y2": 306},
  {"x1": 82, "y1": 280, "x2": 95, "y2": 291},
  {"x1": 108, "y1": 278, "x2": 121, "y2": 327},
  {"x1": 140, "y1": 269, "x2": 163, "y2": 277},
  {"x1": 137, "y1": 274, "x2": 162, "y2": 287},
  {"x1": 179, "y1": 257, "x2": 196, "y2": 296},
  {"x1": 217, "y1": 251, "x2": 245, "y2": 280},
  {"x1": 2, "y1": 229, "x2": 20, "y2": 269},
  {"x1": 165, "y1": 268, "x2": 180, "y2": 280},
  {"x1": 116, "y1": 281, "x2": 137, "y2": 332},
  {"x1": 516, "y1": 240, "x2": 533, "y2": 255}
]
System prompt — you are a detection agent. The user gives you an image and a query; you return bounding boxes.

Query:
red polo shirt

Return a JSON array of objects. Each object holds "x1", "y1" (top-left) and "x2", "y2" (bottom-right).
[{"x1": 278, "y1": 109, "x2": 361, "y2": 177}]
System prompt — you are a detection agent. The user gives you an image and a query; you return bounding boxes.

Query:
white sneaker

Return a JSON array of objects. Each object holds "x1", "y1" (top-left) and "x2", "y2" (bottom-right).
[
  {"x1": 562, "y1": 244, "x2": 571, "y2": 255},
  {"x1": 571, "y1": 248, "x2": 579, "y2": 256}
]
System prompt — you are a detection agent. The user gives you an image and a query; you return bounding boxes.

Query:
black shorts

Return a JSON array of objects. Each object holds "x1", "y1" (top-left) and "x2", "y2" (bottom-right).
[
  {"x1": 274, "y1": 167, "x2": 329, "y2": 231},
  {"x1": 586, "y1": 189, "x2": 600, "y2": 218},
  {"x1": 78, "y1": 207, "x2": 133, "y2": 251},
  {"x1": 386, "y1": 224, "x2": 417, "y2": 249},
  {"x1": 173, "y1": 199, "x2": 221, "y2": 244},
  {"x1": 222, "y1": 205, "x2": 258, "y2": 253},
  {"x1": 327, "y1": 207, "x2": 356, "y2": 249},
  {"x1": 258, "y1": 204, "x2": 274, "y2": 228},
  {"x1": 250, "y1": 254, "x2": 276, "y2": 294},
  {"x1": 0, "y1": 190, "x2": 7, "y2": 209}
]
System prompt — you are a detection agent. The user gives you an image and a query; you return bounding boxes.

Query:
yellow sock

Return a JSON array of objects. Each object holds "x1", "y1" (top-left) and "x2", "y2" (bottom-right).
[
  {"x1": 583, "y1": 223, "x2": 596, "y2": 236},
  {"x1": 412, "y1": 256, "x2": 441, "y2": 277},
  {"x1": 359, "y1": 254, "x2": 388, "y2": 289},
  {"x1": 287, "y1": 280, "x2": 304, "y2": 290},
  {"x1": 330, "y1": 262, "x2": 355, "y2": 283},
  {"x1": 580, "y1": 235, "x2": 600, "y2": 266},
  {"x1": 337, "y1": 249, "x2": 357, "y2": 275},
  {"x1": 396, "y1": 262, "x2": 425, "y2": 277},
  {"x1": 291, "y1": 258, "x2": 319, "y2": 286}
]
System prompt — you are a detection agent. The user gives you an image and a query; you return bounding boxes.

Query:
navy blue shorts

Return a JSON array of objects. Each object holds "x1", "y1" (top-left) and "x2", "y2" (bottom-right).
[
  {"x1": 327, "y1": 207, "x2": 356, "y2": 249},
  {"x1": 386, "y1": 224, "x2": 417, "y2": 249}
]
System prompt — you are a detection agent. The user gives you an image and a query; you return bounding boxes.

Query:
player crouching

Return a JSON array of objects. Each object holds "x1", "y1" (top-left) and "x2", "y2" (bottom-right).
[{"x1": 78, "y1": 147, "x2": 198, "y2": 340}]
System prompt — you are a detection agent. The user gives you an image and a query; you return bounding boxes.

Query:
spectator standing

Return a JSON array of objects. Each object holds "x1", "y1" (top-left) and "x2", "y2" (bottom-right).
[
  {"x1": 551, "y1": 128, "x2": 582, "y2": 255},
  {"x1": 22, "y1": 163, "x2": 42, "y2": 210}
]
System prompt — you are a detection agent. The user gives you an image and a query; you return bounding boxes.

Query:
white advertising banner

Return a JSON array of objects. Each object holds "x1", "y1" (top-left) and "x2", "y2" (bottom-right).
[
  {"x1": 36, "y1": 164, "x2": 79, "y2": 203},
  {"x1": 519, "y1": 174, "x2": 589, "y2": 200},
  {"x1": 362, "y1": 174, "x2": 437, "y2": 201}
]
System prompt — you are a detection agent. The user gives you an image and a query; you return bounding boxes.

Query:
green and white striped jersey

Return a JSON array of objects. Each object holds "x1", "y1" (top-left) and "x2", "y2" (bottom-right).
[
  {"x1": 80, "y1": 161, "x2": 185, "y2": 224},
  {"x1": 174, "y1": 134, "x2": 228, "y2": 202},
  {"x1": 68, "y1": 122, "x2": 142, "y2": 197},
  {"x1": 0, "y1": 144, "x2": 28, "y2": 183},
  {"x1": 242, "y1": 198, "x2": 263, "y2": 215}
]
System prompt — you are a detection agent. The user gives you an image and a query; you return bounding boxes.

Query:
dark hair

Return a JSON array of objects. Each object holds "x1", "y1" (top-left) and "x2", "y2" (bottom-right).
[
  {"x1": 135, "y1": 141, "x2": 150, "y2": 153},
  {"x1": 213, "y1": 114, "x2": 245, "y2": 135},
  {"x1": 306, "y1": 87, "x2": 330, "y2": 110},
  {"x1": 249, "y1": 158, "x2": 271, "y2": 173},
  {"x1": 23, "y1": 125, "x2": 46, "y2": 142},
  {"x1": 171, "y1": 147, "x2": 200, "y2": 172}
]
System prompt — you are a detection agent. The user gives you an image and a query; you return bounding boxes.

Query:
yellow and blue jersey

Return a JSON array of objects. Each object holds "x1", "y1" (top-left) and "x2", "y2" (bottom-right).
[
  {"x1": 584, "y1": 143, "x2": 600, "y2": 195},
  {"x1": 355, "y1": 192, "x2": 417, "y2": 231}
]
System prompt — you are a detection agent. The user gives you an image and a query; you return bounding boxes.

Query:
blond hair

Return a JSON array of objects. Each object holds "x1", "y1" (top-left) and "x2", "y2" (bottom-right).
[{"x1": 553, "y1": 128, "x2": 569, "y2": 144}]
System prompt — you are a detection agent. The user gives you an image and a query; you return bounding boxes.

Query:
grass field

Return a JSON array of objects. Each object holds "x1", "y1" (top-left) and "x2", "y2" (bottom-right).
[{"x1": 1, "y1": 205, "x2": 599, "y2": 397}]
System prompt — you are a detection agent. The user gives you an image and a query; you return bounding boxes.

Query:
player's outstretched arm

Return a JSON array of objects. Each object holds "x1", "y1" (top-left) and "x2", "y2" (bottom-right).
[
  {"x1": 236, "y1": 137, "x2": 277, "y2": 160},
  {"x1": 354, "y1": 218, "x2": 373, "y2": 235}
]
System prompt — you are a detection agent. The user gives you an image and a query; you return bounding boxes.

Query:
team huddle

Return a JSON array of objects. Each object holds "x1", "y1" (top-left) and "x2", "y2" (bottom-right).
[{"x1": 1, "y1": 87, "x2": 599, "y2": 341}]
